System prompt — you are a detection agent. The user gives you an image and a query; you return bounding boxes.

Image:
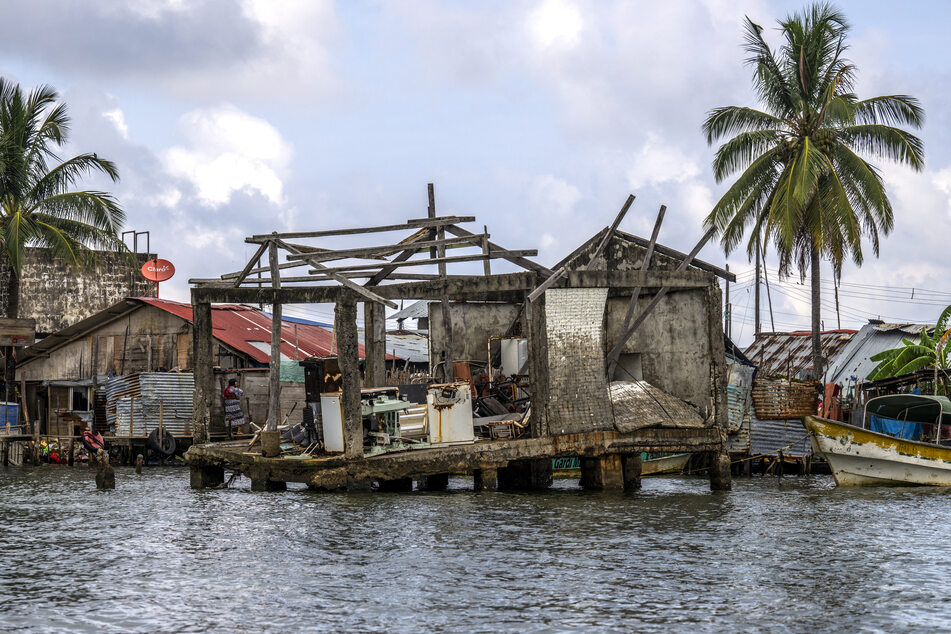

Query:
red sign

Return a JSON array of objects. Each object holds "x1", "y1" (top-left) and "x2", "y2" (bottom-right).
[{"x1": 141, "y1": 258, "x2": 175, "y2": 282}]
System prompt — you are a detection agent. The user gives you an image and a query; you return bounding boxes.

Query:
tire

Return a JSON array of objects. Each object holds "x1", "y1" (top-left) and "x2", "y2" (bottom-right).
[{"x1": 147, "y1": 429, "x2": 177, "y2": 457}]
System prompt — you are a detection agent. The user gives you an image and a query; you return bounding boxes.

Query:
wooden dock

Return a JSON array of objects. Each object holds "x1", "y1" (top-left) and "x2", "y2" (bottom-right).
[{"x1": 185, "y1": 427, "x2": 724, "y2": 491}]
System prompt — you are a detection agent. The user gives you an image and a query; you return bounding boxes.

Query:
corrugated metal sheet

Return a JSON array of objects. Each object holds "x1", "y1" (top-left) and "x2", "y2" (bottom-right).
[
  {"x1": 744, "y1": 329, "x2": 857, "y2": 379},
  {"x1": 381, "y1": 331, "x2": 429, "y2": 363},
  {"x1": 105, "y1": 373, "x2": 194, "y2": 436},
  {"x1": 750, "y1": 414, "x2": 812, "y2": 458},
  {"x1": 726, "y1": 363, "x2": 755, "y2": 454},
  {"x1": 827, "y1": 323, "x2": 931, "y2": 384},
  {"x1": 388, "y1": 300, "x2": 432, "y2": 323},
  {"x1": 139, "y1": 298, "x2": 373, "y2": 364}
]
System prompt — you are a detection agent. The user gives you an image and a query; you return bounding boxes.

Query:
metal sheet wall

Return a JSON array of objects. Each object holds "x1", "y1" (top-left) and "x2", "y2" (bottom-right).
[{"x1": 106, "y1": 373, "x2": 194, "y2": 436}]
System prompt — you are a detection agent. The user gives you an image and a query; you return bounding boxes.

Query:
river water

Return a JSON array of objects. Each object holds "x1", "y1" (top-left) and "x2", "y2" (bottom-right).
[{"x1": 2, "y1": 467, "x2": 951, "y2": 632}]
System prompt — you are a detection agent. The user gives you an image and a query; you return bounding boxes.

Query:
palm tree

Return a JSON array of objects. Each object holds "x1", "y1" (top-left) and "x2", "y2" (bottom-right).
[
  {"x1": 0, "y1": 78, "x2": 127, "y2": 384},
  {"x1": 703, "y1": 3, "x2": 924, "y2": 378}
]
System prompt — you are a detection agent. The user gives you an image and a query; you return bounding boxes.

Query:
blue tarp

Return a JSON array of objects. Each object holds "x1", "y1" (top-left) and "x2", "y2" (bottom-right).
[{"x1": 869, "y1": 414, "x2": 922, "y2": 441}]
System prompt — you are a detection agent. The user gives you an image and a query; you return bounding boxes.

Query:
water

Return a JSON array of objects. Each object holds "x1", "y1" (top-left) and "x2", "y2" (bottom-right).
[{"x1": 3, "y1": 467, "x2": 951, "y2": 632}]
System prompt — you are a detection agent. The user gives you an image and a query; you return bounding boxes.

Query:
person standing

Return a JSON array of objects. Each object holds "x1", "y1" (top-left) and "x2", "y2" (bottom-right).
[{"x1": 223, "y1": 379, "x2": 245, "y2": 435}]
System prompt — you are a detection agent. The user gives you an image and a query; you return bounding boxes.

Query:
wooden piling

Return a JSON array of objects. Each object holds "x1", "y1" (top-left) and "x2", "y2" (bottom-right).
[
  {"x1": 363, "y1": 301, "x2": 386, "y2": 387},
  {"x1": 335, "y1": 295, "x2": 363, "y2": 459}
]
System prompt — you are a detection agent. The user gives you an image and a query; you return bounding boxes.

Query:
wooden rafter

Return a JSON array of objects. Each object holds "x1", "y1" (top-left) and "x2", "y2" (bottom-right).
[
  {"x1": 246, "y1": 216, "x2": 476, "y2": 242},
  {"x1": 307, "y1": 250, "x2": 538, "y2": 275}
]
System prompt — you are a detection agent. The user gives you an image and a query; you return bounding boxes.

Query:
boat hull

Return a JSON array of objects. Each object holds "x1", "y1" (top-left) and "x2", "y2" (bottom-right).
[
  {"x1": 641, "y1": 453, "x2": 690, "y2": 476},
  {"x1": 803, "y1": 415, "x2": 951, "y2": 486}
]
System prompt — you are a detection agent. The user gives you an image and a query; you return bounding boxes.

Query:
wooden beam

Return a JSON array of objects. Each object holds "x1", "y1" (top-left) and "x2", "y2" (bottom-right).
[
  {"x1": 220, "y1": 259, "x2": 311, "y2": 280},
  {"x1": 231, "y1": 242, "x2": 269, "y2": 288},
  {"x1": 584, "y1": 194, "x2": 635, "y2": 271},
  {"x1": 309, "y1": 250, "x2": 537, "y2": 274},
  {"x1": 530, "y1": 195, "x2": 635, "y2": 302},
  {"x1": 605, "y1": 226, "x2": 717, "y2": 363},
  {"x1": 444, "y1": 224, "x2": 553, "y2": 276},
  {"x1": 276, "y1": 239, "x2": 397, "y2": 309},
  {"x1": 606, "y1": 204, "x2": 666, "y2": 377},
  {"x1": 284, "y1": 233, "x2": 486, "y2": 263},
  {"x1": 246, "y1": 216, "x2": 475, "y2": 242}
]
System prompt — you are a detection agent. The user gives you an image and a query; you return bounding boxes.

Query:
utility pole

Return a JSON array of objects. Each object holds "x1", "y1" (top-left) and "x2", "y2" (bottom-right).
[
  {"x1": 754, "y1": 235, "x2": 761, "y2": 336},
  {"x1": 725, "y1": 264, "x2": 731, "y2": 339}
]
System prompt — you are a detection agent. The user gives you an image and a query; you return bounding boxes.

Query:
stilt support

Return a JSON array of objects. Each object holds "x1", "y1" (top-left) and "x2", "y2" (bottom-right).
[
  {"x1": 621, "y1": 452, "x2": 642, "y2": 491},
  {"x1": 709, "y1": 450, "x2": 732, "y2": 491},
  {"x1": 580, "y1": 454, "x2": 625, "y2": 490},
  {"x1": 473, "y1": 468, "x2": 498, "y2": 491},
  {"x1": 251, "y1": 478, "x2": 287, "y2": 492},
  {"x1": 190, "y1": 465, "x2": 224, "y2": 489}
]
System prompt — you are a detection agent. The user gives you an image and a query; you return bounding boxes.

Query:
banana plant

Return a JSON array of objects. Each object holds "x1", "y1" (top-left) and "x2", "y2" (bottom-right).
[{"x1": 868, "y1": 305, "x2": 951, "y2": 395}]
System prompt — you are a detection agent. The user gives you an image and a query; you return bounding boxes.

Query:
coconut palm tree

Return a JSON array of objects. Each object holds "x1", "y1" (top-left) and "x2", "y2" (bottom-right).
[
  {"x1": 703, "y1": 3, "x2": 924, "y2": 378},
  {"x1": 0, "y1": 78, "x2": 127, "y2": 384}
]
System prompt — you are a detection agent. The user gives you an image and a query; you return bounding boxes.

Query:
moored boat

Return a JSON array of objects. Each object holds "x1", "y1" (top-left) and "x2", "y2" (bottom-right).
[{"x1": 803, "y1": 393, "x2": 951, "y2": 486}]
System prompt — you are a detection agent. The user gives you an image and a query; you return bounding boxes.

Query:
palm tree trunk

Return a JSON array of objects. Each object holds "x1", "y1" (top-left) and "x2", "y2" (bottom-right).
[{"x1": 811, "y1": 241, "x2": 823, "y2": 380}]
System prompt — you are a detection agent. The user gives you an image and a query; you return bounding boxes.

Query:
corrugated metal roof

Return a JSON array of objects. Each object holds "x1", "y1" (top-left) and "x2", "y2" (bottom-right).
[
  {"x1": 388, "y1": 300, "x2": 432, "y2": 322},
  {"x1": 381, "y1": 331, "x2": 429, "y2": 363},
  {"x1": 744, "y1": 329, "x2": 857, "y2": 379},
  {"x1": 139, "y1": 298, "x2": 383, "y2": 364},
  {"x1": 827, "y1": 322, "x2": 932, "y2": 384},
  {"x1": 18, "y1": 297, "x2": 393, "y2": 369}
]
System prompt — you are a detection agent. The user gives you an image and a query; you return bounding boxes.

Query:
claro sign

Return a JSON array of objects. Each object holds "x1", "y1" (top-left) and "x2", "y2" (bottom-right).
[{"x1": 141, "y1": 258, "x2": 175, "y2": 282}]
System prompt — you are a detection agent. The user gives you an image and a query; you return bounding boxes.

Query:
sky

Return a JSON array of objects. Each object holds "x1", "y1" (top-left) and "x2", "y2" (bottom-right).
[{"x1": 1, "y1": 0, "x2": 950, "y2": 345}]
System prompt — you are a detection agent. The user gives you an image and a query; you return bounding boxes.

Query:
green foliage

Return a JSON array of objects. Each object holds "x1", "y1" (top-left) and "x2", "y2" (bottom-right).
[
  {"x1": 868, "y1": 306, "x2": 951, "y2": 393},
  {"x1": 702, "y1": 2, "x2": 924, "y2": 277},
  {"x1": 0, "y1": 78, "x2": 127, "y2": 279}
]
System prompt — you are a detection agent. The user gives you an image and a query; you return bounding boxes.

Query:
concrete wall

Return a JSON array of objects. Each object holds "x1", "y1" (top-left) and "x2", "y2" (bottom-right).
[
  {"x1": 0, "y1": 248, "x2": 152, "y2": 333},
  {"x1": 428, "y1": 302, "x2": 524, "y2": 369},
  {"x1": 606, "y1": 289, "x2": 717, "y2": 415}
]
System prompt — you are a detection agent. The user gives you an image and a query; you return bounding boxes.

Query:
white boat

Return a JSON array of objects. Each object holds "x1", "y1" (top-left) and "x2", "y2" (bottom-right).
[
  {"x1": 803, "y1": 394, "x2": 951, "y2": 486},
  {"x1": 641, "y1": 453, "x2": 690, "y2": 476}
]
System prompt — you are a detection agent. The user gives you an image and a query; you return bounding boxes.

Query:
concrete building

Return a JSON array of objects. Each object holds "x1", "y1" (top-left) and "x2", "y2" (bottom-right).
[{"x1": 0, "y1": 247, "x2": 153, "y2": 334}]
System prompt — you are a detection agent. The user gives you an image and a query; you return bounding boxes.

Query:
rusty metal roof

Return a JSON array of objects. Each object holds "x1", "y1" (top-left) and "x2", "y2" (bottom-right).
[
  {"x1": 744, "y1": 329, "x2": 857, "y2": 379},
  {"x1": 139, "y1": 298, "x2": 382, "y2": 364},
  {"x1": 18, "y1": 297, "x2": 384, "y2": 369}
]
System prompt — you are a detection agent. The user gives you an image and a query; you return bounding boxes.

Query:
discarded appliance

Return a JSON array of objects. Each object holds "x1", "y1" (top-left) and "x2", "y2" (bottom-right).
[{"x1": 426, "y1": 382, "x2": 475, "y2": 445}]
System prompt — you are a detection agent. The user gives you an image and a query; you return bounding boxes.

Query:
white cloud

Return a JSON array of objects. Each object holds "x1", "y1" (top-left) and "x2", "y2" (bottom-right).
[
  {"x1": 528, "y1": 0, "x2": 583, "y2": 50},
  {"x1": 102, "y1": 108, "x2": 129, "y2": 140},
  {"x1": 161, "y1": 104, "x2": 292, "y2": 208},
  {"x1": 529, "y1": 174, "x2": 582, "y2": 217},
  {"x1": 627, "y1": 133, "x2": 701, "y2": 189}
]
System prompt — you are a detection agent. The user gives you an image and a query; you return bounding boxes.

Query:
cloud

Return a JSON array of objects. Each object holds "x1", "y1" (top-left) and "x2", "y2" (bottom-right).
[
  {"x1": 102, "y1": 107, "x2": 129, "y2": 139},
  {"x1": 626, "y1": 133, "x2": 701, "y2": 189},
  {"x1": 0, "y1": 0, "x2": 340, "y2": 101},
  {"x1": 161, "y1": 104, "x2": 292, "y2": 208},
  {"x1": 529, "y1": 174, "x2": 582, "y2": 217},
  {"x1": 528, "y1": 0, "x2": 583, "y2": 50}
]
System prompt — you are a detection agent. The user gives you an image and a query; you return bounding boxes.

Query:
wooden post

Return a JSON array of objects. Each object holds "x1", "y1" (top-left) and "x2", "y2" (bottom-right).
[
  {"x1": 363, "y1": 301, "x2": 387, "y2": 387},
  {"x1": 335, "y1": 294, "x2": 363, "y2": 459},
  {"x1": 262, "y1": 239, "x2": 283, "y2": 457},
  {"x1": 429, "y1": 184, "x2": 455, "y2": 382},
  {"x1": 191, "y1": 299, "x2": 214, "y2": 445}
]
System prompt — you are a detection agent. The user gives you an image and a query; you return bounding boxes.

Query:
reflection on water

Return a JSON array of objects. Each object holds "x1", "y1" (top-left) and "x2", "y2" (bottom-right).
[{"x1": 3, "y1": 466, "x2": 951, "y2": 631}]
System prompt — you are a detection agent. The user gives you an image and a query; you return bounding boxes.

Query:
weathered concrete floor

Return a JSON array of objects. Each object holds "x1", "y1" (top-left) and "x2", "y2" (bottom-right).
[{"x1": 185, "y1": 427, "x2": 722, "y2": 490}]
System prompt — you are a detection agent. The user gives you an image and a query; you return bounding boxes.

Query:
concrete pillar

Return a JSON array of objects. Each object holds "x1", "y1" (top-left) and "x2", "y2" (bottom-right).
[
  {"x1": 499, "y1": 458, "x2": 552, "y2": 490},
  {"x1": 191, "y1": 298, "x2": 214, "y2": 445},
  {"x1": 709, "y1": 451, "x2": 732, "y2": 491},
  {"x1": 621, "y1": 452, "x2": 642, "y2": 491},
  {"x1": 190, "y1": 465, "x2": 224, "y2": 489},
  {"x1": 418, "y1": 473, "x2": 449, "y2": 491},
  {"x1": 251, "y1": 478, "x2": 287, "y2": 492},
  {"x1": 346, "y1": 477, "x2": 372, "y2": 492},
  {"x1": 363, "y1": 301, "x2": 387, "y2": 387},
  {"x1": 580, "y1": 455, "x2": 625, "y2": 490},
  {"x1": 473, "y1": 467, "x2": 498, "y2": 491},
  {"x1": 525, "y1": 294, "x2": 549, "y2": 438},
  {"x1": 378, "y1": 477, "x2": 413, "y2": 492},
  {"x1": 1, "y1": 439, "x2": 8, "y2": 467},
  {"x1": 336, "y1": 295, "x2": 363, "y2": 459}
]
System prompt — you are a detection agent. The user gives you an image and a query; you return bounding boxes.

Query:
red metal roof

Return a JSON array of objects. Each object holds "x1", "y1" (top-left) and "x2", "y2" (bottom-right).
[{"x1": 136, "y1": 298, "x2": 384, "y2": 364}]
